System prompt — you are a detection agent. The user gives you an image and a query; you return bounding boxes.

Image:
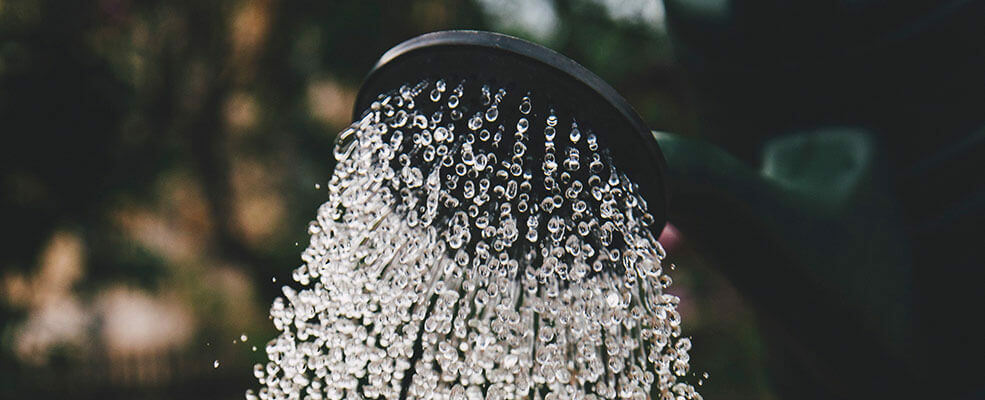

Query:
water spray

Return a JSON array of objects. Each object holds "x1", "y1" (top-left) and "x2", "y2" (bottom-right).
[{"x1": 249, "y1": 31, "x2": 699, "y2": 400}]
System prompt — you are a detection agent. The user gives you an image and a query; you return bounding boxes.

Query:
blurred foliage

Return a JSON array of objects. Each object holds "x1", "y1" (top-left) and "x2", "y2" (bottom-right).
[{"x1": 1, "y1": 0, "x2": 769, "y2": 399}]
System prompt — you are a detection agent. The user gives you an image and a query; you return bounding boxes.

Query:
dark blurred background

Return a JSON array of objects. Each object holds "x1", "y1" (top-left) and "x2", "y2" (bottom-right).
[
  {"x1": 2, "y1": 0, "x2": 981, "y2": 399},
  {"x1": 1, "y1": 1, "x2": 774, "y2": 398}
]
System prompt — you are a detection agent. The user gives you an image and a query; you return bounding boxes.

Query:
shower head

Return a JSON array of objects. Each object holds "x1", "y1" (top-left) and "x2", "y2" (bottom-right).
[{"x1": 354, "y1": 30, "x2": 669, "y2": 236}]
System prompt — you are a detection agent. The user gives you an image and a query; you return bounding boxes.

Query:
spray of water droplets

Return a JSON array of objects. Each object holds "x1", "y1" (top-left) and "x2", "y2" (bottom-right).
[{"x1": 248, "y1": 80, "x2": 701, "y2": 400}]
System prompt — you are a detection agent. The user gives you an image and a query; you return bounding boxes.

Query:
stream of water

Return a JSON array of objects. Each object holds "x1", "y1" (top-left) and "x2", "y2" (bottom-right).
[{"x1": 248, "y1": 79, "x2": 700, "y2": 400}]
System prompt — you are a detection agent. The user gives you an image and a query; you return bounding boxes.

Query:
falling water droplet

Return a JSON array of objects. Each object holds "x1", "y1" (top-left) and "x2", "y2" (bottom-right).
[
  {"x1": 516, "y1": 118, "x2": 529, "y2": 133},
  {"x1": 485, "y1": 106, "x2": 499, "y2": 122},
  {"x1": 606, "y1": 292, "x2": 620, "y2": 307},
  {"x1": 468, "y1": 113, "x2": 483, "y2": 130},
  {"x1": 569, "y1": 124, "x2": 581, "y2": 143},
  {"x1": 333, "y1": 127, "x2": 358, "y2": 162},
  {"x1": 519, "y1": 96, "x2": 532, "y2": 114}
]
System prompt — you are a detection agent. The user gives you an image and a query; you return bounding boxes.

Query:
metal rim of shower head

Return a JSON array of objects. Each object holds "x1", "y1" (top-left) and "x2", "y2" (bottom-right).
[{"x1": 354, "y1": 30, "x2": 669, "y2": 236}]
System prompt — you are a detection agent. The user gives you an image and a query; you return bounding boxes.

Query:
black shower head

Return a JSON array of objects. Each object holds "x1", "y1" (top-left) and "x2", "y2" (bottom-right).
[{"x1": 353, "y1": 30, "x2": 669, "y2": 236}]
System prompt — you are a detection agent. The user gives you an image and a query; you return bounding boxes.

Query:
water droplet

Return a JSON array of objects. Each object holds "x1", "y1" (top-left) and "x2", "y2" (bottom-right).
[
  {"x1": 333, "y1": 127, "x2": 358, "y2": 162},
  {"x1": 516, "y1": 118, "x2": 529, "y2": 133},
  {"x1": 481, "y1": 85, "x2": 492, "y2": 105},
  {"x1": 587, "y1": 133, "x2": 598, "y2": 151},
  {"x1": 519, "y1": 96, "x2": 532, "y2": 114},
  {"x1": 468, "y1": 113, "x2": 483, "y2": 130},
  {"x1": 607, "y1": 292, "x2": 620, "y2": 307},
  {"x1": 485, "y1": 106, "x2": 499, "y2": 122}
]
